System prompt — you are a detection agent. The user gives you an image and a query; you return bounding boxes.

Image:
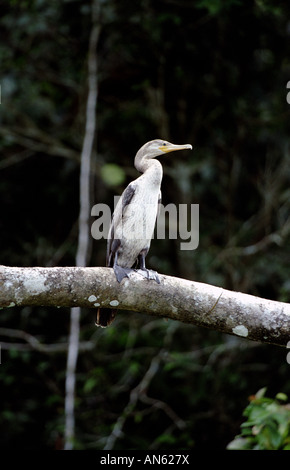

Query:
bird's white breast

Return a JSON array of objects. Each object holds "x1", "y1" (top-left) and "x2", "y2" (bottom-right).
[{"x1": 113, "y1": 170, "x2": 162, "y2": 267}]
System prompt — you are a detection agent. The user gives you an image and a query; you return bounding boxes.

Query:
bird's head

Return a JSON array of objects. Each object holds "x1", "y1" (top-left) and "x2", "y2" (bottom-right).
[
  {"x1": 141, "y1": 139, "x2": 192, "y2": 158},
  {"x1": 134, "y1": 139, "x2": 192, "y2": 173}
]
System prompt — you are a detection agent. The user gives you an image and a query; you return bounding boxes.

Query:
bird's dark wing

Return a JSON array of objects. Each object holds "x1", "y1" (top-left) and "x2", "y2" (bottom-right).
[
  {"x1": 106, "y1": 183, "x2": 136, "y2": 267},
  {"x1": 121, "y1": 183, "x2": 136, "y2": 213}
]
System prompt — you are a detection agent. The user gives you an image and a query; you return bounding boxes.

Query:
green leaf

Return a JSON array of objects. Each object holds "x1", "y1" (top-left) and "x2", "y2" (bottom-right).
[
  {"x1": 100, "y1": 163, "x2": 126, "y2": 187},
  {"x1": 83, "y1": 377, "x2": 97, "y2": 394},
  {"x1": 227, "y1": 437, "x2": 253, "y2": 450},
  {"x1": 276, "y1": 393, "x2": 288, "y2": 402},
  {"x1": 255, "y1": 387, "x2": 267, "y2": 399}
]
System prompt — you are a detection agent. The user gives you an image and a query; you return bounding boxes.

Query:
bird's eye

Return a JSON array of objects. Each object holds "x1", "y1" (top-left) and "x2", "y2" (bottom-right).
[{"x1": 162, "y1": 142, "x2": 167, "y2": 146}]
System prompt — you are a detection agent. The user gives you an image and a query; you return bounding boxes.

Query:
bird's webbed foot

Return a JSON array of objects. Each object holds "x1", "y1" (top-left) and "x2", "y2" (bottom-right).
[
  {"x1": 135, "y1": 268, "x2": 161, "y2": 284},
  {"x1": 113, "y1": 264, "x2": 134, "y2": 283}
]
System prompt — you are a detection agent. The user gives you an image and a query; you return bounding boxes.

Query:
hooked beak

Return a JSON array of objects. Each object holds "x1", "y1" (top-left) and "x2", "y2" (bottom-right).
[{"x1": 159, "y1": 143, "x2": 193, "y2": 153}]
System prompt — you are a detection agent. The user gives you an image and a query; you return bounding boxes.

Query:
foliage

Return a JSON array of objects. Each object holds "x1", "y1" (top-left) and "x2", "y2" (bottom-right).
[
  {"x1": 0, "y1": 0, "x2": 290, "y2": 450},
  {"x1": 227, "y1": 388, "x2": 290, "y2": 450}
]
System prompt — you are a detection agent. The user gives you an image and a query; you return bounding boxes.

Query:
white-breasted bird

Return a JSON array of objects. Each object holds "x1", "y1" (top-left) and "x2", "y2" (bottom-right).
[{"x1": 96, "y1": 139, "x2": 192, "y2": 327}]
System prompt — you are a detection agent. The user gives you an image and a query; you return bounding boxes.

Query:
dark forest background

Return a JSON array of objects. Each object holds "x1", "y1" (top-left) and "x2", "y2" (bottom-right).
[{"x1": 0, "y1": 0, "x2": 290, "y2": 450}]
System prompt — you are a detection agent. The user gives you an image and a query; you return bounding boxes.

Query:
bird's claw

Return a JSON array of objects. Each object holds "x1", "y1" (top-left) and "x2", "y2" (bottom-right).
[
  {"x1": 113, "y1": 265, "x2": 161, "y2": 284},
  {"x1": 113, "y1": 265, "x2": 135, "y2": 283},
  {"x1": 135, "y1": 268, "x2": 160, "y2": 284}
]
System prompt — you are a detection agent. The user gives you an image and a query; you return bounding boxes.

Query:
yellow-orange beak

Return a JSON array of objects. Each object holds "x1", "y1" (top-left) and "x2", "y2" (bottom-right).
[{"x1": 159, "y1": 143, "x2": 192, "y2": 153}]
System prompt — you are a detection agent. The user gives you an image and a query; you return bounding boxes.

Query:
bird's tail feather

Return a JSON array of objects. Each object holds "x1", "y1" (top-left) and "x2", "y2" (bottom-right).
[{"x1": 95, "y1": 308, "x2": 116, "y2": 328}]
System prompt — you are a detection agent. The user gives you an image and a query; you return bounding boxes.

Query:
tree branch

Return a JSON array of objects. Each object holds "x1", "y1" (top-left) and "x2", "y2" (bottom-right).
[
  {"x1": 1, "y1": 265, "x2": 289, "y2": 347},
  {"x1": 0, "y1": 327, "x2": 93, "y2": 353}
]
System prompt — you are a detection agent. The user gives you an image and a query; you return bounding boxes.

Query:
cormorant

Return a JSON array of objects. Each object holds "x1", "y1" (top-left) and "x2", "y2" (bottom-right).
[{"x1": 96, "y1": 139, "x2": 192, "y2": 327}]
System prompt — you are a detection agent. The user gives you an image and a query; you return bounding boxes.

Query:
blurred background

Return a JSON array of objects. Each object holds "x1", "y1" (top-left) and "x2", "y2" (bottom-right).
[{"x1": 1, "y1": 0, "x2": 290, "y2": 450}]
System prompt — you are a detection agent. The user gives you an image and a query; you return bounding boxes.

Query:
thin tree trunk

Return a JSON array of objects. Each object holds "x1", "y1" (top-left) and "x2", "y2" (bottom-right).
[{"x1": 64, "y1": 1, "x2": 100, "y2": 450}]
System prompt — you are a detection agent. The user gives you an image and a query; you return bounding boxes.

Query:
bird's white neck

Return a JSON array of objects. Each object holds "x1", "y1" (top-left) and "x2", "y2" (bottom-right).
[
  {"x1": 134, "y1": 158, "x2": 163, "y2": 185},
  {"x1": 135, "y1": 155, "x2": 162, "y2": 173}
]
